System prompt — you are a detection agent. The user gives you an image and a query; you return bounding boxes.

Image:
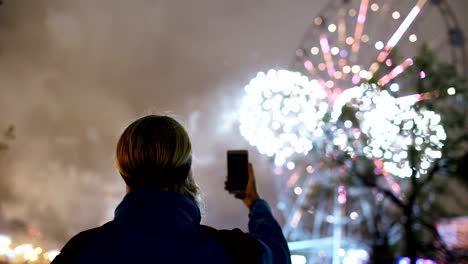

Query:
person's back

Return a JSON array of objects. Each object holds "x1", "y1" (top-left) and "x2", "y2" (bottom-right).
[{"x1": 52, "y1": 115, "x2": 290, "y2": 264}]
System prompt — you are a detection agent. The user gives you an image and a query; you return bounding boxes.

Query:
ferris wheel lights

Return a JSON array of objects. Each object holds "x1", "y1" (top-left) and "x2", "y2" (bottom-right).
[
  {"x1": 346, "y1": 36, "x2": 354, "y2": 45},
  {"x1": 359, "y1": 70, "x2": 369, "y2": 78},
  {"x1": 287, "y1": 161, "x2": 296, "y2": 170},
  {"x1": 352, "y1": 75, "x2": 361, "y2": 84},
  {"x1": 348, "y1": 8, "x2": 357, "y2": 17},
  {"x1": 351, "y1": 65, "x2": 361, "y2": 74},
  {"x1": 334, "y1": 71, "x2": 343, "y2": 79},
  {"x1": 392, "y1": 11, "x2": 401, "y2": 20},
  {"x1": 386, "y1": 59, "x2": 393, "y2": 67},
  {"x1": 331, "y1": 46, "x2": 340, "y2": 55},
  {"x1": 370, "y1": 3, "x2": 379, "y2": 12},
  {"x1": 310, "y1": 46, "x2": 319, "y2": 55},
  {"x1": 339, "y1": 49, "x2": 348, "y2": 58},
  {"x1": 409, "y1": 34, "x2": 418, "y2": 42},
  {"x1": 419, "y1": 70, "x2": 426, "y2": 79},
  {"x1": 342, "y1": 65, "x2": 351, "y2": 73},
  {"x1": 304, "y1": 60, "x2": 314, "y2": 71},
  {"x1": 314, "y1": 16, "x2": 323, "y2": 26},
  {"x1": 390, "y1": 83, "x2": 400, "y2": 92},
  {"x1": 349, "y1": 212, "x2": 359, "y2": 220},
  {"x1": 295, "y1": 48, "x2": 305, "y2": 57},
  {"x1": 293, "y1": 186, "x2": 302, "y2": 195},
  {"x1": 344, "y1": 120, "x2": 353, "y2": 128},
  {"x1": 328, "y1": 24, "x2": 337, "y2": 32},
  {"x1": 318, "y1": 63, "x2": 326, "y2": 71},
  {"x1": 447, "y1": 87, "x2": 456, "y2": 95},
  {"x1": 361, "y1": 34, "x2": 369, "y2": 43},
  {"x1": 374, "y1": 41, "x2": 384, "y2": 50}
]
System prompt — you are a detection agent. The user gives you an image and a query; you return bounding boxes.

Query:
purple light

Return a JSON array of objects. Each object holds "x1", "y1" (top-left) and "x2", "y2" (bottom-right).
[
  {"x1": 320, "y1": 37, "x2": 330, "y2": 53},
  {"x1": 397, "y1": 257, "x2": 436, "y2": 264},
  {"x1": 304, "y1": 60, "x2": 314, "y2": 71},
  {"x1": 386, "y1": 59, "x2": 393, "y2": 67},
  {"x1": 352, "y1": 75, "x2": 361, "y2": 84},
  {"x1": 419, "y1": 70, "x2": 426, "y2": 79},
  {"x1": 338, "y1": 194, "x2": 347, "y2": 204},
  {"x1": 398, "y1": 257, "x2": 410, "y2": 264},
  {"x1": 339, "y1": 50, "x2": 348, "y2": 58}
]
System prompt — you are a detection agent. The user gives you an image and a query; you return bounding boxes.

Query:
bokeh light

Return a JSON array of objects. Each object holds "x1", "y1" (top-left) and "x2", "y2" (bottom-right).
[
  {"x1": 332, "y1": 84, "x2": 446, "y2": 178},
  {"x1": 239, "y1": 69, "x2": 329, "y2": 166}
]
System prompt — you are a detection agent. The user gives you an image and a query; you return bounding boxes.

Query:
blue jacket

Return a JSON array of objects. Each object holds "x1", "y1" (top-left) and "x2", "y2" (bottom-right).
[{"x1": 53, "y1": 190, "x2": 291, "y2": 263}]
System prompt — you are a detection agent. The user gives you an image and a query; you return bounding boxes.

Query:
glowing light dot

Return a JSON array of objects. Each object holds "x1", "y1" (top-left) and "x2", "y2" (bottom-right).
[
  {"x1": 294, "y1": 186, "x2": 303, "y2": 195},
  {"x1": 295, "y1": 49, "x2": 305, "y2": 57},
  {"x1": 447, "y1": 87, "x2": 456, "y2": 95},
  {"x1": 331, "y1": 46, "x2": 339, "y2": 55},
  {"x1": 311, "y1": 46, "x2": 319, "y2": 55},
  {"x1": 375, "y1": 41, "x2": 384, "y2": 50},
  {"x1": 419, "y1": 71, "x2": 426, "y2": 79},
  {"x1": 359, "y1": 70, "x2": 368, "y2": 78},
  {"x1": 343, "y1": 65, "x2": 351, "y2": 74},
  {"x1": 306, "y1": 165, "x2": 314, "y2": 173},
  {"x1": 352, "y1": 75, "x2": 361, "y2": 84},
  {"x1": 334, "y1": 71, "x2": 343, "y2": 79},
  {"x1": 35, "y1": 247, "x2": 42, "y2": 254},
  {"x1": 304, "y1": 60, "x2": 313, "y2": 71},
  {"x1": 318, "y1": 63, "x2": 326, "y2": 71},
  {"x1": 386, "y1": 59, "x2": 393, "y2": 67},
  {"x1": 350, "y1": 212, "x2": 359, "y2": 220},
  {"x1": 392, "y1": 11, "x2": 401, "y2": 20},
  {"x1": 314, "y1": 16, "x2": 323, "y2": 25},
  {"x1": 390, "y1": 83, "x2": 400, "y2": 92},
  {"x1": 291, "y1": 255, "x2": 307, "y2": 264},
  {"x1": 326, "y1": 215, "x2": 335, "y2": 223},
  {"x1": 0, "y1": 235, "x2": 11, "y2": 247},
  {"x1": 371, "y1": 3, "x2": 379, "y2": 12},
  {"x1": 361, "y1": 34, "x2": 369, "y2": 43},
  {"x1": 409, "y1": 34, "x2": 418, "y2": 42},
  {"x1": 328, "y1": 24, "x2": 337, "y2": 32},
  {"x1": 287, "y1": 161, "x2": 295, "y2": 170},
  {"x1": 348, "y1": 9, "x2": 357, "y2": 17},
  {"x1": 351, "y1": 65, "x2": 361, "y2": 74},
  {"x1": 339, "y1": 50, "x2": 348, "y2": 58},
  {"x1": 346, "y1": 37, "x2": 354, "y2": 45},
  {"x1": 326, "y1": 80, "x2": 335, "y2": 88},
  {"x1": 344, "y1": 120, "x2": 353, "y2": 128}
]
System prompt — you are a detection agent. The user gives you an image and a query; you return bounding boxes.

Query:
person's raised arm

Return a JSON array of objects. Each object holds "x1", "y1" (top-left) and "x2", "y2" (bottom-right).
[{"x1": 228, "y1": 163, "x2": 291, "y2": 264}]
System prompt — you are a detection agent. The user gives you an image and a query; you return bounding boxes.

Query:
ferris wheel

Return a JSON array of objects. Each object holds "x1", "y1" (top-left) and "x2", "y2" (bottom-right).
[
  {"x1": 281, "y1": 0, "x2": 463, "y2": 262},
  {"x1": 291, "y1": 0, "x2": 466, "y2": 86},
  {"x1": 239, "y1": 0, "x2": 465, "y2": 263}
]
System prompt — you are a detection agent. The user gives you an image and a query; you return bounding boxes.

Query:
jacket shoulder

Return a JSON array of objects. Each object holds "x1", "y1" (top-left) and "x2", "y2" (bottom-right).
[
  {"x1": 199, "y1": 225, "x2": 264, "y2": 264},
  {"x1": 51, "y1": 221, "x2": 113, "y2": 264}
]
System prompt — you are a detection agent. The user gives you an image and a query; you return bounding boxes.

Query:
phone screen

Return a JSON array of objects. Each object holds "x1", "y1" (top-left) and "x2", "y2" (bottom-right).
[{"x1": 226, "y1": 150, "x2": 248, "y2": 194}]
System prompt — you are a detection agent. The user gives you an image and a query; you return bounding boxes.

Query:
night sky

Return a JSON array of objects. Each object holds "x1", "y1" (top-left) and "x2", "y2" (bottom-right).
[{"x1": 0, "y1": 0, "x2": 467, "y2": 248}]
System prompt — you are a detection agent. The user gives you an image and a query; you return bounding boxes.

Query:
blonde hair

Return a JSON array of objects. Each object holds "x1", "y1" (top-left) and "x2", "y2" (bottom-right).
[{"x1": 115, "y1": 115, "x2": 198, "y2": 200}]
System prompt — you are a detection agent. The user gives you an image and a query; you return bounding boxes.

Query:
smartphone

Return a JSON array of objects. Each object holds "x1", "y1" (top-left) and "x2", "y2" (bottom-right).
[{"x1": 226, "y1": 150, "x2": 249, "y2": 196}]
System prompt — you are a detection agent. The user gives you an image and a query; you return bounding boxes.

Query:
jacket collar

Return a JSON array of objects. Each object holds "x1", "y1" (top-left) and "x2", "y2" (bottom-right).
[{"x1": 114, "y1": 190, "x2": 201, "y2": 224}]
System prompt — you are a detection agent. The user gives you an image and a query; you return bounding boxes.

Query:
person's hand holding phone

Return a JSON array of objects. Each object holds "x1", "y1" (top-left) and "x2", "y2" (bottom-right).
[
  {"x1": 225, "y1": 149, "x2": 260, "y2": 208},
  {"x1": 241, "y1": 163, "x2": 260, "y2": 208}
]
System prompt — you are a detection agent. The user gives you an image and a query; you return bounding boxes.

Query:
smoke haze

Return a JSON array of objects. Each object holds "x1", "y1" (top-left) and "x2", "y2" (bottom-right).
[{"x1": 0, "y1": 0, "x2": 467, "y2": 248}]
